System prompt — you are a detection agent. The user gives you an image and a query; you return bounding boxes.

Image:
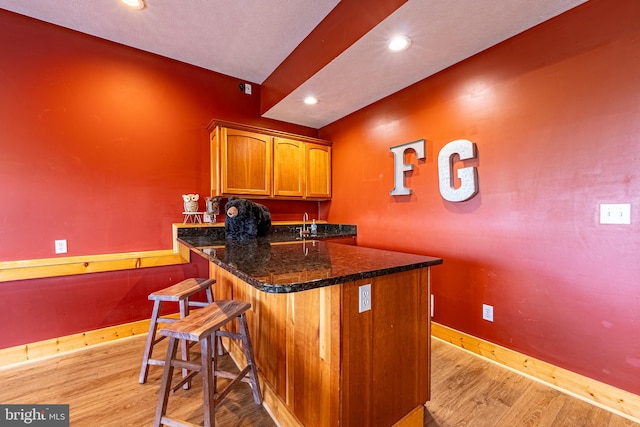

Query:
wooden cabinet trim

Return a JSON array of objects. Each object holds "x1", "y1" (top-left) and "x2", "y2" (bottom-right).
[{"x1": 207, "y1": 119, "x2": 331, "y2": 147}]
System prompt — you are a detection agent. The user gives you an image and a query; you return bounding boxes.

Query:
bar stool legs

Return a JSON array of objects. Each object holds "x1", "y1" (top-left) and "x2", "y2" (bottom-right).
[
  {"x1": 139, "y1": 296, "x2": 164, "y2": 384},
  {"x1": 210, "y1": 312, "x2": 262, "y2": 405},
  {"x1": 139, "y1": 278, "x2": 215, "y2": 386},
  {"x1": 153, "y1": 336, "x2": 180, "y2": 426},
  {"x1": 153, "y1": 301, "x2": 262, "y2": 427},
  {"x1": 238, "y1": 312, "x2": 262, "y2": 404}
]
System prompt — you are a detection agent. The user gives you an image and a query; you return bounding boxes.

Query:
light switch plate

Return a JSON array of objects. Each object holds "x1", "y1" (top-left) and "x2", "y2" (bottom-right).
[{"x1": 600, "y1": 204, "x2": 631, "y2": 224}]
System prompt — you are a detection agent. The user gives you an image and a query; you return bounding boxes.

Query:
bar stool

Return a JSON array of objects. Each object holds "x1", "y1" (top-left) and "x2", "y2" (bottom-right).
[
  {"x1": 139, "y1": 277, "x2": 216, "y2": 386},
  {"x1": 153, "y1": 300, "x2": 262, "y2": 427}
]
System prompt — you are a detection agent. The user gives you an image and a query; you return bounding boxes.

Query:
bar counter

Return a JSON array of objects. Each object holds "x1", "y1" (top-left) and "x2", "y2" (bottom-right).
[
  {"x1": 179, "y1": 235, "x2": 442, "y2": 293},
  {"x1": 177, "y1": 224, "x2": 443, "y2": 427}
]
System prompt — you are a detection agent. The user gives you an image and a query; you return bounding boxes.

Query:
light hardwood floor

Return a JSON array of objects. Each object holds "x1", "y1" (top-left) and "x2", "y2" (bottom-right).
[
  {"x1": 0, "y1": 335, "x2": 636, "y2": 426},
  {"x1": 425, "y1": 338, "x2": 637, "y2": 427}
]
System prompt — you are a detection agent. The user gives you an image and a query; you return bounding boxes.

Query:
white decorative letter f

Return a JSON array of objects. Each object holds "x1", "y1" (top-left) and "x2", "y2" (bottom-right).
[{"x1": 390, "y1": 139, "x2": 425, "y2": 196}]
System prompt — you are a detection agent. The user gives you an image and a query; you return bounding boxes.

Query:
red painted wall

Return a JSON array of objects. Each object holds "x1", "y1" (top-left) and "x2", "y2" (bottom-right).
[
  {"x1": 321, "y1": 0, "x2": 640, "y2": 395},
  {"x1": 0, "y1": 11, "x2": 319, "y2": 348}
]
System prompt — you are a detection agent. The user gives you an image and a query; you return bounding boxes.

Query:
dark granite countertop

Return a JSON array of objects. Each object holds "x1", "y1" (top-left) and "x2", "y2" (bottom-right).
[
  {"x1": 178, "y1": 224, "x2": 442, "y2": 293},
  {"x1": 177, "y1": 223, "x2": 358, "y2": 247}
]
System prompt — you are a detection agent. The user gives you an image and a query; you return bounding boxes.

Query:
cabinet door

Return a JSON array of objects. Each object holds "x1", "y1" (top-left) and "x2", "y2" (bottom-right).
[
  {"x1": 221, "y1": 128, "x2": 272, "y2": 196},
  {"x1": 273, "y1": 137, "x2": 305, "y2": 197},
  {"x1": 306, "y1": 143, "x2": 331, "y2": 198}
]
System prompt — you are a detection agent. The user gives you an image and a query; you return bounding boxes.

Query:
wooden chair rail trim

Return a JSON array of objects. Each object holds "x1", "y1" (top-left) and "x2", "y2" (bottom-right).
[
  {"x1": 0, "y1": 248, "x2": 190, "y2": 283},
  {"x1": 431, "y1": 322, "x2": 640, "y2": 425}
]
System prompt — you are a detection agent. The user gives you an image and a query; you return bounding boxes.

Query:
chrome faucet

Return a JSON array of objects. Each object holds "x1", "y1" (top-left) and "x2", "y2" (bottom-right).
[{"x1": 300, "y1": 212, "x2": 310, "y2": 237}]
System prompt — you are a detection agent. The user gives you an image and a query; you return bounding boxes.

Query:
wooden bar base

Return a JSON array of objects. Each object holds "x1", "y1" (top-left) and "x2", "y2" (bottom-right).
[{"x1": 210, "y1": 261, "x2": 431, "y2": 427}]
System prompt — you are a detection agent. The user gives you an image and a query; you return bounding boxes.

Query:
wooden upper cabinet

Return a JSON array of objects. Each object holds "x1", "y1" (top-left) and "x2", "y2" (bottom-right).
[
  {"x1": 209, "y1": 120, "x2": 331, "y2": 200},
  {"x1": 274, "y1": 137, "x2": 305, "y2": 197},
  {"x1": 220, "y1": 127, "x2": 272, "y2": 196},
  {"x1": 306, "y1": 143, "x2": 331, "y2": 198}
]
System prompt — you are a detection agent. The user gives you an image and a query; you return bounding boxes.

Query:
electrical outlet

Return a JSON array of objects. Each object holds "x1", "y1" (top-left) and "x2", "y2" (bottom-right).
[
  {"x1": 244, "y1": 83, "x2": 252, "y2": 95},
  {"x1": 359, "y1": 284, "x2": 371, "y2": 313},
  {"x1": 55, "y1": 239, "x2": 67, "y2": 254},
  {"x1": 482, "y1": 304, "x2": 494, "y2": 322}
]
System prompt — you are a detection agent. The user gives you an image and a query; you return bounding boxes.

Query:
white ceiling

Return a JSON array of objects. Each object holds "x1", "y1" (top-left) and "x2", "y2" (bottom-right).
[{"x1": 0, "y1": 0, "x2": 586, "y2": 129}]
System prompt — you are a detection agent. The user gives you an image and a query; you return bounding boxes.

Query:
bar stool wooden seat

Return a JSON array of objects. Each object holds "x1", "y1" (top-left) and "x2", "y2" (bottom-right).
[
  {"x1": 139, "y1": 277, "x2": 216, "y2": 385},
  {"x1": 153, "y1": 300, "x2": 262, "y2": 427}
]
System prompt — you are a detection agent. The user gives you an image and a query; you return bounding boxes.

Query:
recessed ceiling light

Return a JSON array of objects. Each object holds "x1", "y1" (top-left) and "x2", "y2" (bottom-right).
[
  {"x1": 304, "y1": 96, "x2": 318, "y2": 105},
  {"x1": 121, "y1": 0, "x2": 145, "y2": 10},
  {"x1": 388, "y1": 35, "x2": 411, "y2": 52}
]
